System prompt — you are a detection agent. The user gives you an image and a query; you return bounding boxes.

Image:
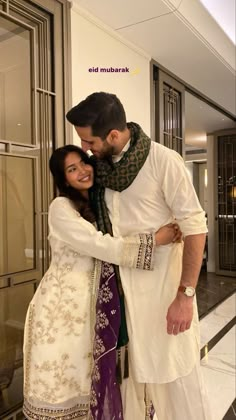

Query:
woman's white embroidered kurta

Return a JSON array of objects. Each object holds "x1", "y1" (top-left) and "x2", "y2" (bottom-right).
[
  {"x1": 23, "y1": 197, "x2": 155, "y2": 419},
  {"x1": 105, "y1": 141, "x2": 208, "y2": 383}
]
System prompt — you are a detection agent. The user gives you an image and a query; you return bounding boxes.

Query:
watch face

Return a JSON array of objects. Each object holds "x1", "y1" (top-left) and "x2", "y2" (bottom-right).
[{"x1": 185, "y1": 287, "x2": 195, "y2": 297}]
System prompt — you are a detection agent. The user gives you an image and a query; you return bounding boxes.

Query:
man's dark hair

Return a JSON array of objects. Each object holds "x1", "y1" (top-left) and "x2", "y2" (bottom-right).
[
  {"x1": 66, "y1": 92, "x2": 127, "y2": 140},
  {"x1": 49, "y1": 145, "x2": 96, "y2": 222}
]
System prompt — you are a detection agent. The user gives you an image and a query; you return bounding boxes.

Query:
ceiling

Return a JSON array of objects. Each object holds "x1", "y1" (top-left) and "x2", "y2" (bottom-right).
[
  {"x1": 74, "y1": 0, "x2": 236, "y2": 116},
  {"x1": 185, "y1": 92, "x2": 236, "y2": 147},
  {"x1": 199, "y1": 0, "x2": 236, "y2": 44}
]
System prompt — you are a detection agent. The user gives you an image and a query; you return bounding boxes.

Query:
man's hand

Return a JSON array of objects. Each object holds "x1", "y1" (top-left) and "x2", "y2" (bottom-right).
[
  {"x1": 172, "y1": 223, "x2": 182, "y2": 243},
  {"x1": 166, "y1": 294, "x2": 193, "y2": 335},
  {"x1": 155, "y1": 223, "x2": 182, "y2": 246}
]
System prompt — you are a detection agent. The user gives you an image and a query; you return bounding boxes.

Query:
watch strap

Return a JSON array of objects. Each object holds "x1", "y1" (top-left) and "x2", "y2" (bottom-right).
[{"x1": 178, "y1": 285, "x2": 195, "y2": 296}]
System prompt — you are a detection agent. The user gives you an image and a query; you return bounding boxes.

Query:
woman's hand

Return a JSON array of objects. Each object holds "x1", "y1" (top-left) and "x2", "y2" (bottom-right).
[{"x1": 155, "y1": 223, "x2": 182, "y2": 246}]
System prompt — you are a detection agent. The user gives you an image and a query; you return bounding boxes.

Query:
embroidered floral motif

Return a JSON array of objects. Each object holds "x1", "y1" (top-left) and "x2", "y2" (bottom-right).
[
  {"x1": 101, "y1": 262, "x2": 114, "y2": 278},
  {"x1": 97, "y1": 282, "x2": 113, "y2": 304},
  {"x1": 32, "y1": 245, "x2": 88, "y2": 346},
  {"x1": 96, "y1": 310, "x2": 109, "y2": 330},
  {"x1": 89, "y1": 261, "x2": 123, "y2": 418},
  {"x1": 32, "y1": 353, "x2": 83, "y2": 403},
  {"x1": 91, "y1": 362, "x2": 100, "y2": 382},
  {"x1": 90, "y1": 388, "x2": 98, "y2": 408},
  {"x1": 93, "y1": 336, "x2": 105, "y2": 357},
  {"x1": 24, "y1": 237, "x2": 94, "y2": 414}
]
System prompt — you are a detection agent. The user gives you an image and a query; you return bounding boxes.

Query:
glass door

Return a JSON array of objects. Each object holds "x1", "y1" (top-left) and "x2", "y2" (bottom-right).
[
  {"x1": 0, "y1": 0, "x2": 70, "y2": 417},
  {"x1": 215, "y1": 131, "x2": 236, "y2": 276},
  {"x1": 154, "y1": 68, "x2": 185, "y2": 157}
]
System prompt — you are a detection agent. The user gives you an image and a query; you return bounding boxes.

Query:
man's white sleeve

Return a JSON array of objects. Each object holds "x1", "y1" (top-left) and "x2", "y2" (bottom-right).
[{"x1": 160, "y1": 150, "x2": 208, "y2": 236}]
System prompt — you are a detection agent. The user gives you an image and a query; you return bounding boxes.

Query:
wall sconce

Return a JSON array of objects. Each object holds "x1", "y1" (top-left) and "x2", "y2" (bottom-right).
[
  {"x1": 230, "y1": 186, "x2": 236, "y2": 199},
  {"x1": 204, "y1": 169, "x2": 208, "y2": 188}
]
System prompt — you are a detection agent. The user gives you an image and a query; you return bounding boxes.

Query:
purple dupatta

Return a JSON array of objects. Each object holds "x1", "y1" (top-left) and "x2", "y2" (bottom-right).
[
  {"x1": 90, "y1": 262, "x2": 123, "y2": 420},
  {"x1": 89, "y1": 261, "x2": 155, "y2": 420}
]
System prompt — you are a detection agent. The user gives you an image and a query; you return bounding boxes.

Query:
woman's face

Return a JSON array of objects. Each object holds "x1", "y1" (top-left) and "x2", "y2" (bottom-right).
[{"x1": 64, "y1": 152, "x2": 94, "y2": 195}]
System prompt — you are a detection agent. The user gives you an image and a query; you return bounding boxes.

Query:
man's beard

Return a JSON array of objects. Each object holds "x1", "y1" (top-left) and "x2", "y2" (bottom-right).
[{"x1": 95, "y1": 143, "x2": 116, "y2": 161}]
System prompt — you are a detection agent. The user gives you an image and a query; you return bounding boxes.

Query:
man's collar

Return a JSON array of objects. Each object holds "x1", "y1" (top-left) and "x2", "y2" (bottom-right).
[{"x1": 112, "y1": 139, "x2": 131, "y2": 163}]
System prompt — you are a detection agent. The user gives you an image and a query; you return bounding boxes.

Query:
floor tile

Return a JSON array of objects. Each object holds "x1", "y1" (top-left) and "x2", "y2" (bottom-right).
[
  {"x1": 200, "y1": 294, "x2": 236, "y2": 347},
  {"x1": 201, "y1": 327, "x2": 236, "y2": 420}
]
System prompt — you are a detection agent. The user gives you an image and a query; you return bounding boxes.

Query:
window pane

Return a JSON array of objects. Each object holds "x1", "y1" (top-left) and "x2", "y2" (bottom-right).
[
  {"x1": 218, "y1": 135, "x2": 236, "y2": 271},
  {"x1": 0, "y1": 155, "x2": 35, "y2": 275},
  {"x1": 11, "y1": 2, "x2": 53, "y2": 92},
  {"x1": 0, "y1": 16, "x2": 32, "y2": 144}
]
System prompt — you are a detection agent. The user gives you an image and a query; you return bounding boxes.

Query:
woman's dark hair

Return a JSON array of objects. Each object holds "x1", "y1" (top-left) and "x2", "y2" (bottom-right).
[
  {"x1": 66, "y1": 92, "x2": 127, "y2": 140},
  {"x1": 49, "y1": 145, "x2": 96, "y2": 223}
]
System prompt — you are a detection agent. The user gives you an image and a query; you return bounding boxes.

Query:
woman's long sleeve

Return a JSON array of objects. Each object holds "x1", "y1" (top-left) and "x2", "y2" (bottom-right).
[{"x1": 49, "y1": 197, "x2": 155, "y2": 270}]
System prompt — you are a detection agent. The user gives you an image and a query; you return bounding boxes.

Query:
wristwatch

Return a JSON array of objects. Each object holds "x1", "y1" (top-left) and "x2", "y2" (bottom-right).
[{"x1": 178, "y1": 285, "x2": 196, "y2": 297}]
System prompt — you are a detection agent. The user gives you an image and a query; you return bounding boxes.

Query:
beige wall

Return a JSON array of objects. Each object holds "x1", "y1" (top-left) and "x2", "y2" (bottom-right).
[
  {"x1": 198, "y1": 162, "x2": 208, "y2": 213},
  {"x1": 70, "y1": 5, "x2": 151, "y2": 144}
]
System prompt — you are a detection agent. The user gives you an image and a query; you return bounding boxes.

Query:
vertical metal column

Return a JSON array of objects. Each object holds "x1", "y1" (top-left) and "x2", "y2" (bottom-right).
[{"x1": 216, "y1": 133, "x2": 236, "y2": 275}]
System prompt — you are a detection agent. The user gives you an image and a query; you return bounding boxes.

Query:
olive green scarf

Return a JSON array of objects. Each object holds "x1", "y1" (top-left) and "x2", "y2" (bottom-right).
[
  {"x1": 95, "y1": 122, "x2": 151, "y2": 191},
  {"x1": 91, "y1": 122, "x2": 151, "y2": 349}
]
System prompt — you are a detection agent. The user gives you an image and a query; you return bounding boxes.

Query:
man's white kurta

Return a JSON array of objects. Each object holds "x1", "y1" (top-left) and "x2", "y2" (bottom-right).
[{"x1": 105, "y1": 141, "x2": 208, "y2": 384}]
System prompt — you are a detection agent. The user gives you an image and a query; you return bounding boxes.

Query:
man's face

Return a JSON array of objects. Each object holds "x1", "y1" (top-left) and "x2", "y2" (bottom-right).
[{"x1": 75, "y1": 126, "x2": 114, "y2": 159}]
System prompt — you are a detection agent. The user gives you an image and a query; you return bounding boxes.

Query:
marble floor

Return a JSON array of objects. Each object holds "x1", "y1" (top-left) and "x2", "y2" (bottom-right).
[
  {"x1": 1, "y1": 272, "x2": 235, "y2": 419},
  {"x1": 197, "y1": 271, "x2": 236, "y2": 319},
  {"x1": 200, "y1": 295, "x2": 235, "y2": 420},
  {"x1": 154, "y1": 272, "x2": 236, "y2": 420},
  {"x1": 198, "y1": 273, "x2": 236, "y2": 419}
]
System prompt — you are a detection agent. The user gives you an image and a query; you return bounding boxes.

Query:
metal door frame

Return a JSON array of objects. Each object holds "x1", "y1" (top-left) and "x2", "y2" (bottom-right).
[
  {"x1": 0, "y1": 0, "x2": 71, "y2": 417},
  {"x1": 153, "y1": 66, "x2": 185, "y2": 157},
  {"x1": 214, "y1": 128, "x2": 236, "y2": 277}
]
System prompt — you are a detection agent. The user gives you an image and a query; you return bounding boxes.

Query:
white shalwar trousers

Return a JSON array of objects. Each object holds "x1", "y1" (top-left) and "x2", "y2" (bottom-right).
[{"x1": 120, "y1": 362, "x2": 212, "y2": 420}]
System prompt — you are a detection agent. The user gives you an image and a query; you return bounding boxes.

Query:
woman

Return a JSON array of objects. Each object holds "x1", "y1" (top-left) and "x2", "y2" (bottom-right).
[{"x1": 23, "y1": 145, "x2": 181, "y2": 420}]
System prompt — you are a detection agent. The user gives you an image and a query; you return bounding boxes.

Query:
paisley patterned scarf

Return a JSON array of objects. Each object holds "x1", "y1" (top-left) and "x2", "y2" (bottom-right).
[{"x1": 95, "y1": 122, "x2": 151, "y2": 191}]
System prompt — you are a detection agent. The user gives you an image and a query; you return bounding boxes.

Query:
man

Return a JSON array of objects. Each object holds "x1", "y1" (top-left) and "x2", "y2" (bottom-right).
[{"x1": 66, "y1": 92, "x2": 211, "y2": 420}]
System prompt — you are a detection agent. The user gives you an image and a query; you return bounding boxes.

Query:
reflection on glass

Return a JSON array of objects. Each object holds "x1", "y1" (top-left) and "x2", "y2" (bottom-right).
[
  {"x1": 0, "y1": 16, "x2": 32, "y2": 144},
  {"x1": 0, "y1": 155, "x2": 35, "y2": 275},
  {"x1": 218, "y1": 135, "x2": 236, "y2": 271},
  {"x1": 10, "y1": 4, "x2": 53, "y2": 92},
  {"x1": 0, "y1": 283, "x2": 35, "y2": 417},
  {"x1": 163, "y1": 83, "x2": 182, "y2": 155}
]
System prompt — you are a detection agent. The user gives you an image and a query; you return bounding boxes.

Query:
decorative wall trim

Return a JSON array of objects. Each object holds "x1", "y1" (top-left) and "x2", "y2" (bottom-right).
[{"x1": 162, "y1": 0, "x2": 235, "y2": 75}]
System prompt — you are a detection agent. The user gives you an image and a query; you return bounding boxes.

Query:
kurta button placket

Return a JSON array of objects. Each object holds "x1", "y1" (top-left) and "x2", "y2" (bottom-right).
[{"x1": 112, "y1": 191, "x2": 120, "y2": 237}]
